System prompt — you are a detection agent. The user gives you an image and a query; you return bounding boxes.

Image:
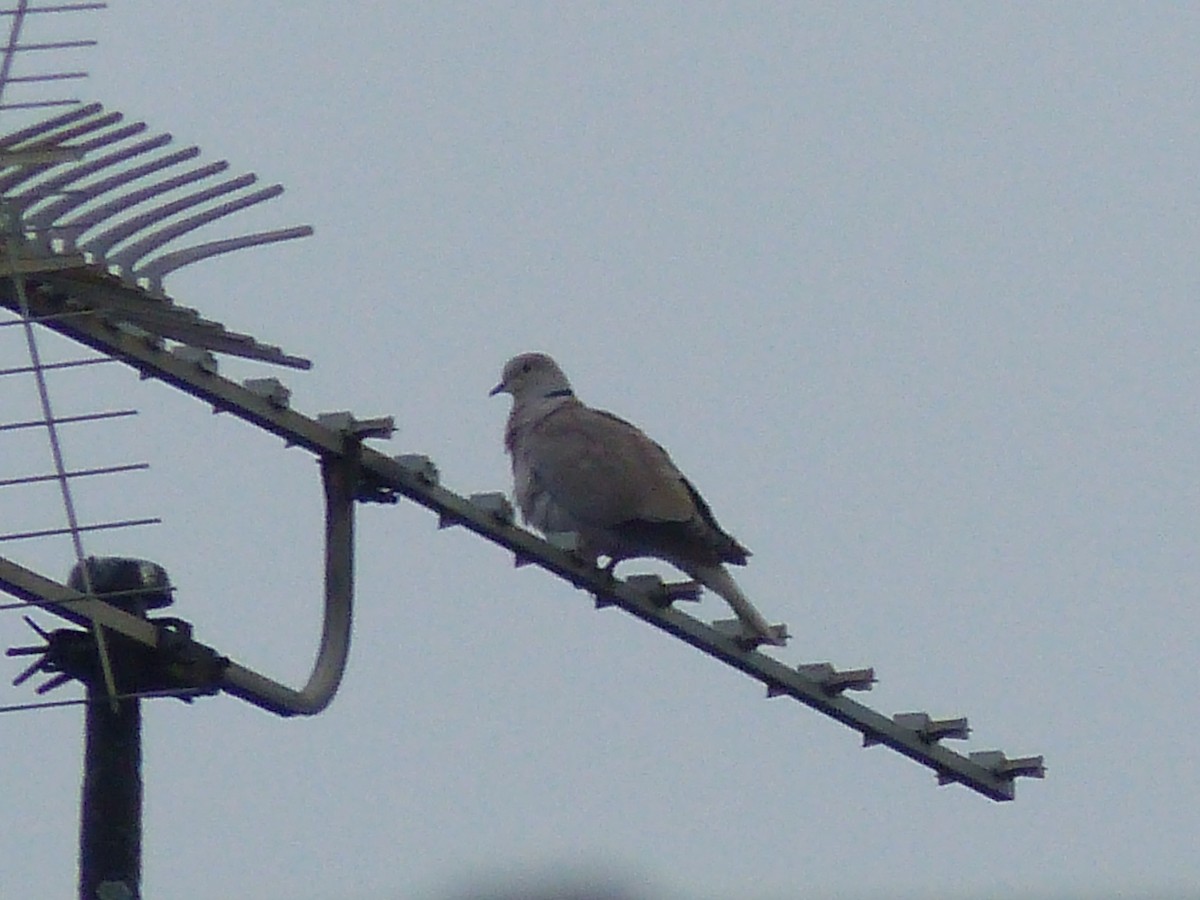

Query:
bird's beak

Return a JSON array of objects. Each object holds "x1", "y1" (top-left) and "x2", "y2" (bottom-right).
[{"x1": 488, "y1": 381, "x2": 506, "y2": 397}]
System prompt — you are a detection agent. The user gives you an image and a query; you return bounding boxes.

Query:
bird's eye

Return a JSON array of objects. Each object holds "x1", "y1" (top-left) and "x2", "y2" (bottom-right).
[{"x1": 521, "y1": 362, "x2": 532, "y2": 373}]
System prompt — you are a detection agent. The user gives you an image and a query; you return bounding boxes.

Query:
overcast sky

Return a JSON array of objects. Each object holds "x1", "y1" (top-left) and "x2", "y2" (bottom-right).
[{"x1": 2, "y1": 4, "x2": 1199, "y2": 899}]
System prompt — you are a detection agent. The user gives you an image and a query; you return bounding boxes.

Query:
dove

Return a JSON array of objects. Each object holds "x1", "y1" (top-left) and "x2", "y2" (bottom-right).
[{"x1": 491, "y1": 352, "x2": 787, "y2": 646}]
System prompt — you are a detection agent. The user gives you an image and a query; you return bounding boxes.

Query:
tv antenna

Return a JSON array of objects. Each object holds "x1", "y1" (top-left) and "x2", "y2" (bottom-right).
[{"x1": 1, "y1": 5, "x2": 1044, "y2": 898}]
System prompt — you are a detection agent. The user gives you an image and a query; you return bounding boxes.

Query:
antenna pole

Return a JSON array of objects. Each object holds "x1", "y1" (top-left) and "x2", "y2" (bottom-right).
[
  {"x1": 68, "y1": 557, "x2": 172, "y2": 900},
  {"x1": 80, "y1": 676, "x2": 141, "y2": 900}
]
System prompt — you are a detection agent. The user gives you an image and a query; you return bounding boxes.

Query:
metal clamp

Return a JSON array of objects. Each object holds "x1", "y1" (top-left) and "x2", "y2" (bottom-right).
[
  {"x1": 788, "y1": 662, "x2": 876, "y2": 695},
  {"x1": 711, "y1": 618, "x2": 789, "y2": 650},
  {"x1": 315, "y1": 411, "x2": 395, "y2": 440},
  {"x1": 890, "y1": 712, "x2": 971, "y2": 743}
]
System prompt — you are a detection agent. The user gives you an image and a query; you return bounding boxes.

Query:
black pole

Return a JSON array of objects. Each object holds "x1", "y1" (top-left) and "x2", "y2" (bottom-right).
[
  {"x1": 67, "y1": 557, "x2": 172, "y2": 900},
  {"x1": 79, "y1": 666, "x2": 142, "y2": 900}
]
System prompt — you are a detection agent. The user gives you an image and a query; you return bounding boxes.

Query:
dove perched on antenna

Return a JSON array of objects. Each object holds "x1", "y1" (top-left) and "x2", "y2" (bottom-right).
[{"x1": 490, "y1": 352, "x2": 787, "y2": 647}]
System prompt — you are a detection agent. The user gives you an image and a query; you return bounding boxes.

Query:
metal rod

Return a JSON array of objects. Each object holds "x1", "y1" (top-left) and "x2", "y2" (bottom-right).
[
  {"x1": 0, "y1": 111, "x2": 120, "y2": 188},
  {"x1": 0, "y1": 5, "x2": 108, "y2": 14},
  {"x1": 81, "y1": 171, "x2": 255, "y2": 258},
  {"x1": 0, "y1": 461, "x2": 148, "y2": 487},
  {"x1": 25, "y1": 139, "x2": 196, "y2": 232},
  {"x1": 5, "y1": 70, "x2": 86, "y2": 81},
  {"x1": 0, "y1": 517, "x2": 160, "y2": 542},
  {"x1": 49, "y1": 156, "x2": 223, "y2": 233},
  {"x1": 0, "y1": 307, "x2": 97, "y2": 325},
  {"x1": 17, "y1": 130, "x2": 171, "y2": 207},
  {"x1": 0, "y1": 686, "x2": 204, "y2": 715},
  {"x1": 136, "y1": 225, "x2": 314, "y2": 285},
  {"x1": 0, "y1": 354, "x2": 111, "y2": 375},
  {"x1": 108, "y1": 183, "x2": 284, "y2": 273},
  {"x1": 4, "y1": 39, "x2": 97, "y2": 50},
  {"x1": 0, "y1": 98, "x2": 81, "y2": 110},
  {"x1": 0, "y1": 579, "x2": 173, "y2": 612},
  {"x1": 0, "y1": 408, "x2": 137, "y2": 430},
  {"x1": 221, "y1": 450, "x2": 357, "y2": 716},
  {"x1": 0, "y1": 101, "x2": 99, "y2": 148},
  {"x1": 0, "y1": 119, "x2": 144, "y2": 194}
]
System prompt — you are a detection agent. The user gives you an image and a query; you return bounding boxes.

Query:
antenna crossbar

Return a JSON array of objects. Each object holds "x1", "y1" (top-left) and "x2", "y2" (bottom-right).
[
  {"x1": 0, "y1": 461, "x2": 147, "y2": 487},
  {"x1": 0, "y1": 518, "x2": 159, "y2": 542},
  {"x1": 0, "y1": 352, "x2": 111, "y2": 374},
  {"x1": 0, "y1": 407, "x2": 135, "y2": 430},
  {"x1": 0, "y1": 5, "x2": 108, "y2": 14}
]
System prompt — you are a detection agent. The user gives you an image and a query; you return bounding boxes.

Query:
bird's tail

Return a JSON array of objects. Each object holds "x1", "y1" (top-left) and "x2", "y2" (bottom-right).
[{"x1": 688, "y1": 564, "x2": 787, "y2": 646}]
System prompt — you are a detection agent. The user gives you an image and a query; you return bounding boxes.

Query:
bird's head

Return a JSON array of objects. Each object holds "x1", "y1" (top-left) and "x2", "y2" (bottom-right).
[{"x1": 490, "y1": 352, "x2": 575, "y2": 402}]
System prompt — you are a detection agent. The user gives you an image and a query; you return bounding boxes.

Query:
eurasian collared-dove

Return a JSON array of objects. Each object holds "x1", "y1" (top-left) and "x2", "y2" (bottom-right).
[{"x1": 491, "y1": 352, "x2": 787, "y2": 646}]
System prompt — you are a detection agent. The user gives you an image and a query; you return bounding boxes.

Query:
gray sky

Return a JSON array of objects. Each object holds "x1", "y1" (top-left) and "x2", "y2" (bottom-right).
[{"x1": 2, "y1": 4, "x2": 1199, "y2": 899}]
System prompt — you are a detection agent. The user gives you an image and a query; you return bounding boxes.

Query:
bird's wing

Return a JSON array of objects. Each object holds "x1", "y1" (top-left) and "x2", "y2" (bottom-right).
[{"x1": 520, "y1": 404, "x2": 696, "y2": 529}]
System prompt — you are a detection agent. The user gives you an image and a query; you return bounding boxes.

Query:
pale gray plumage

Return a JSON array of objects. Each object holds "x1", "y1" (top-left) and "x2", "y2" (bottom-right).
[{"x1": 491, "y1": 352, "x2": 786, "y2": 646}]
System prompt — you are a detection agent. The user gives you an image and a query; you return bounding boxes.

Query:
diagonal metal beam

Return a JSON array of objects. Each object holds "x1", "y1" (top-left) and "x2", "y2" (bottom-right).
[
  {"x1": 0, "y1": 266, "x2": 1044, "y2": 801},
  {"x1": 0, "y1": 555, "x2": 157, "y2": 643},
  {"x1": 21, "y1": 269, "x2": 312, "y2": 368}
]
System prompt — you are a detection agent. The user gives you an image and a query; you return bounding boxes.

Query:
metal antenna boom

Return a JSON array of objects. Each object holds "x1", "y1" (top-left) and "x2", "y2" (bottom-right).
[{"x1": 0, "y1": 272, "x2": 1045, "y2": 799}]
